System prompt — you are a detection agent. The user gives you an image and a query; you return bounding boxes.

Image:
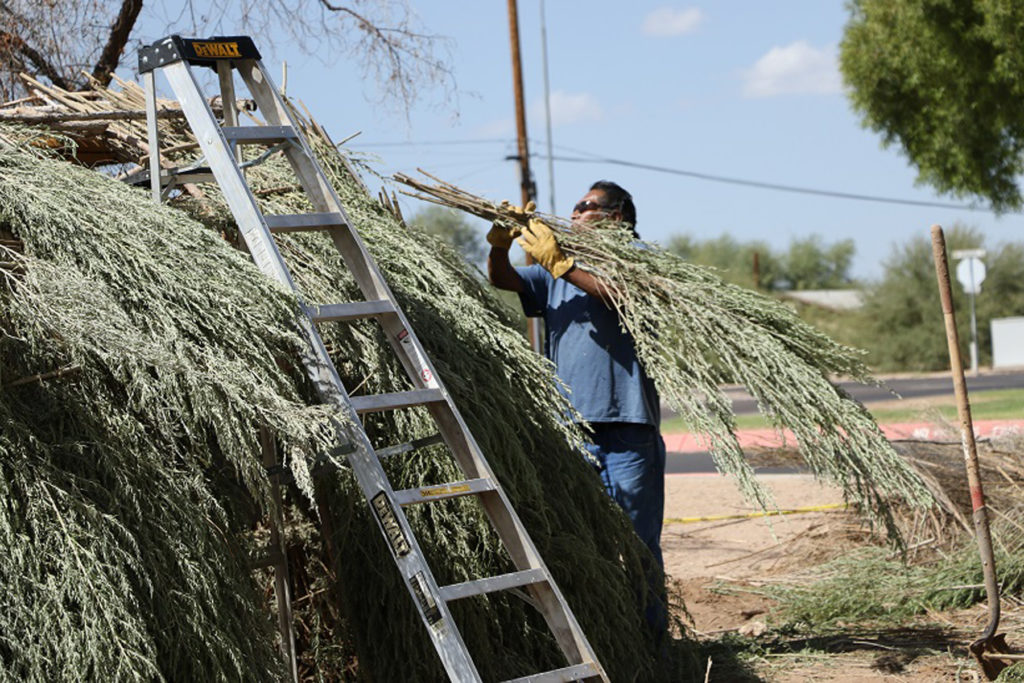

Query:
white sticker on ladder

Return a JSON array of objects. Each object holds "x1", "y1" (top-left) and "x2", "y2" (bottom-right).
[{"x1": 397, "y1": 329, "x2": 439, "y2": 388}]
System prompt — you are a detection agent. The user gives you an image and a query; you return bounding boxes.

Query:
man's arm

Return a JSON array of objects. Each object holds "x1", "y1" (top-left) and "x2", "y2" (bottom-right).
[
  {"x1": 516, "y1": 219, "x2": 615, "y2": 306},
  {"x1": 487, "y1": 246, "x2": 524, "y2": 292},
  {"x1": 562, "y1": 266, "x2": 614, "y2": 305}
]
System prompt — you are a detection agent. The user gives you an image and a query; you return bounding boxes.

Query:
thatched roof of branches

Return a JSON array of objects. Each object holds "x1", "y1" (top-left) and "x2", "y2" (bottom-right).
[
  {"x1": 0, "y1": 77, "x2": 698, "y2": 681},
  {"x1": 0, "y1": 75, "x2": 936, "y2": 681}
]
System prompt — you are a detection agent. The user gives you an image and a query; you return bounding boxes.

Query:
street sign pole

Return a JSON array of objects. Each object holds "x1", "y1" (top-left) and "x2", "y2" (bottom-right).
[
  {"x1": 969, "y1": 276, "x2": 978, "y2": 376},
  {"x1": 953, "y1": 249, "x2": 987, "y2": 377}
]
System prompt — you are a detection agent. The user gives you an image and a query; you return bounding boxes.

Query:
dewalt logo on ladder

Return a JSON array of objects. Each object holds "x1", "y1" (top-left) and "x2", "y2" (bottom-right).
[{"x1": 191, "y1": 41, "x2": 242, "y2": 59}]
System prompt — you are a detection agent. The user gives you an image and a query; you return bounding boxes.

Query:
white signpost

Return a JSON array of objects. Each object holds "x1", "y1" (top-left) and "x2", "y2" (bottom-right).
[{"x1": 953, "y1": 249, "x2": 987, "y2": 376}]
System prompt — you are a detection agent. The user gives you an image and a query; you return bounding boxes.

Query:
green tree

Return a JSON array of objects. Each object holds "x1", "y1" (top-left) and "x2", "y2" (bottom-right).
[
  {"x1": 781, "y1": 236, "x2": 856, "y2": 290},
  {"x1": 666, "y1": 232, "x2": 854, "y2": 290},
  {"x1": 666, "y1": 233, "x2": 781, "y2": 289},
  {"x1": 855, "y1": 224, "x2": 1024, "y2": 371},
  {"x1": 409, "y1": 205, "x2": 488, "y2": 266},
  {"x1": 840, "y1": 0, "x2": 1024, "y2": 210}
]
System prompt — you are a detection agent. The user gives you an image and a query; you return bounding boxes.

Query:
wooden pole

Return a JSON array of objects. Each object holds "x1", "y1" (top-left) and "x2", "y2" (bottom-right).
[
  {"x1": 506, "y1": 0, "x2": 542, "y2": 352},
  {"x1": 4, "y1": 364, "x2": 81, "y2": 387},
  {"x1": 931, "y1": 225, "x2": 1009, "y2": 679},
  {"x1": 507, "y1": 0, "x2": 535, "y2": 208}
]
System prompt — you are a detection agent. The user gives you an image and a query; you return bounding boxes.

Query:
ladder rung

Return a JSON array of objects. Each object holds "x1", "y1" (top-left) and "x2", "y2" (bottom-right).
[
  {"x1": 310, "y1": 300, "x2": 395, "y2": 322},
  {"x1": 349, "y1": 388, "x2": 445, "y2": 414},
  {"x1": 393, "y1": 477, "x2": 496, "y2": 506},
  {"x1": 121, "y1": 166, "x2": 215, "y2": 187},
  {"x1": 265, "y1": 212, "x2": 347, "y2": 233},
  {"x1": 222, "y1": 125, "x2": 297, "y2": 144},
  {"x1": 439, "y1": 568, "x2": 547, "y2": 602},
  {"x1": 502, "y1": 662, "x2": 603, "y2": 683},
  {"x1": 171, "y1": 172, "x2": 216, "y2": 185},
  {"x1": 376, "y1": 433, "x2": 445, "y2": 459}
]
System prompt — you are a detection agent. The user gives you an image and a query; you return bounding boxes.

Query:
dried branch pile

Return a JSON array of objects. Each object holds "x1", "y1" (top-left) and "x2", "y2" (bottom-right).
[
  {"x1": 0, "y1": 79, "x2": 698, "y2": 681},
  {"x1": 0, "y1": 73, "x2": 249, "y2": 168},
  {"x1": 0, "y1": 131, "x2": 326, "y2": 681}
]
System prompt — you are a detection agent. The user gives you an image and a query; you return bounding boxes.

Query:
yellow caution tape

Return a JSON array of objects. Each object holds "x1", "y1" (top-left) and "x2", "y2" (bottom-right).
[{"x1": 664, "y1": 502, "x2": 849, "y2": 525}]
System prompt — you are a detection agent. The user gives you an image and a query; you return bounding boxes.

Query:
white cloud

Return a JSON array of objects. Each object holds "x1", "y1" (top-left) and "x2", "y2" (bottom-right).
[
  {"x1": 740, "y1": 41, "x2": 842, "y2": 98},
  {"x1": 530, "y1": 90, "x2": 603, "y2": 127},
  {"x1": 642, "y1": 7, "x2": 704, "y2": 37}
]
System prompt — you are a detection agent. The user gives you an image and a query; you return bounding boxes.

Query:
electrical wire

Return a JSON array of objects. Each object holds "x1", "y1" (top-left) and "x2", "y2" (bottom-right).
[
  {"x1": 348, "y1": 138, "x2": 514, "y2": 148},
  {"x1": 346, "y1": 137, "x2": 1003, "y2": 213},
  {"x1": 540, "y1": 147, "x2": 995, "y2": 213}
]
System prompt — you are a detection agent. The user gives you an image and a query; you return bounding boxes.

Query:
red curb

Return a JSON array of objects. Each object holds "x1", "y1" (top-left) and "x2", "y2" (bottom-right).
[{"x1": 662, "y1": 419, "x2": 1024, "y2": 454}]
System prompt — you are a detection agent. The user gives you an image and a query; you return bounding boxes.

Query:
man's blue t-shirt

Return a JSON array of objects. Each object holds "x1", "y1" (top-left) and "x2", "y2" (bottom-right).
[{"x1": 516, "y1": 264, "x2": 660, "y2": 426}]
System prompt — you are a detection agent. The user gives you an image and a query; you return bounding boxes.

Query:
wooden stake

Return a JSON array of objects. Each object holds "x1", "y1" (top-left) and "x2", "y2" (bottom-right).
[
  {"x1": 5, "y1": 364, "x2": 81, "y2": 387},
  {"x1": 931, "y1": 224, "x2": 1010, "y2": 678}
]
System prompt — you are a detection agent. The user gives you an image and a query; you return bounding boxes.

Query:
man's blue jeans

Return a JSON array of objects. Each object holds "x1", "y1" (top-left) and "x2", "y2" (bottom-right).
[{"x1": 585, "y1": 422, "x2": 666, "y2": 567}]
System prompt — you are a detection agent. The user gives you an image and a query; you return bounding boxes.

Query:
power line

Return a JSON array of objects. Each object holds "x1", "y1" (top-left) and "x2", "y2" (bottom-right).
[
  {"x1": 348, "y1": 138, "x2": 514, "y2": 148},
  {"x1": 542, "y1": 151, "x2": 996, "y2": 213},
  {"x1": 348, "y1": 137, "x2": 1003, "y2": 213}
]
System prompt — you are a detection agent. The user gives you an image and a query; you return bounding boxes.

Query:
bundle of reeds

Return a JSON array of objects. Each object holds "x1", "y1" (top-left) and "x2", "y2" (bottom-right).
[{"x1": 395, "y1": 172, "x2": 935, "y2": 537}]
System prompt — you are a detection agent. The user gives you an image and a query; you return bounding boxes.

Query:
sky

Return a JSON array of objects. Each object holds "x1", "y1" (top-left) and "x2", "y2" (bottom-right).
[{"x1": 137, "y1": 1, "x2": 1020, "y2": 281}]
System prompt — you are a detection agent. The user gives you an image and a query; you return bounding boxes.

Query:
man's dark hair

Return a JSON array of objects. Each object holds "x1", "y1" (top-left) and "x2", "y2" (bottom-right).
[{"x1": 589, "y1": 180, "x2": 637, "y2": 234}]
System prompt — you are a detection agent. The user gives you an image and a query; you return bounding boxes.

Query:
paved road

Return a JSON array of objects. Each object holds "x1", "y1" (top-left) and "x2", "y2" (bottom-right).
[
  {"x1": 702, "y1": 370, "x2": 1024, "y2": 418},
  {"x1": 663, "y1": 369, "x2": 1024, "y2": 475}
]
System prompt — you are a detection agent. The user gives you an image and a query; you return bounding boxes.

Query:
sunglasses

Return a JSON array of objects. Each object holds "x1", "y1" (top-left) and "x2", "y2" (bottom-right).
[{"x1": 572, "y1": 200, "x2": 611, "y2": 214}]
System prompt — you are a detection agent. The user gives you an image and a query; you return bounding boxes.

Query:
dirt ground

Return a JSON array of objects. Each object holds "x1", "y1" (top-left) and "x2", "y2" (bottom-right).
[{"x1": 662, "y1": 471, "x2": 1022, "y2": 682}]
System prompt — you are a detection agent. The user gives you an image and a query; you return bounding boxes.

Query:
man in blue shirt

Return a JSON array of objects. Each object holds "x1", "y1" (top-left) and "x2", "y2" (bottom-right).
[{"x1": 486, "y1": 181, "x2": 666, "y2": 569}]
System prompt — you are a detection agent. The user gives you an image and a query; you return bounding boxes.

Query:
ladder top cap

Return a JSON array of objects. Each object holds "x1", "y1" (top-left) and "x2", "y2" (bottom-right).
[{"x1": 138, "y1": 35, "x2": 261, "y2": 73}]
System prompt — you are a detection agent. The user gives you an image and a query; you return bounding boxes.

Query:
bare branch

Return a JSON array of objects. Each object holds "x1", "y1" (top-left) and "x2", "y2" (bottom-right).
[
  {"x1": 0, "y1": 30, "x2": 71, "y2": 89},
  {"x1": 0, "y1": 0, "x2": 457, "y2": 114},
  {"x1": 91, "y1": 0, "x2": 144, "y2": 86}
]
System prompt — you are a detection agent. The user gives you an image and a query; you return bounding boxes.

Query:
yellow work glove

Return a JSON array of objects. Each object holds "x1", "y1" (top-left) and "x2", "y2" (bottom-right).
[
  {"x1": 516, "y1": 217, "x2": 575, "y2": 279},
  {"x1": 486, "y1": 222, "x2": 521, "y2": 249},
  {"x1": 502, "y1": 199, "x2": 536, "y2": 222},
  {"x1": 486, "y1": 200, "x2": 534, "y2": 249}
]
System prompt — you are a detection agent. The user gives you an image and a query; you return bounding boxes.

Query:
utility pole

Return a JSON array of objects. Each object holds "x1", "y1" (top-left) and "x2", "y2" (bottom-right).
[
  {"x1": 506, "y1": 0, "x2": 541, "y2": 351},
  {"x1": 539, "y1": 0, "x2": 557, "y2": 215},
  {"x1": 507, "y1": 0, "x2": 535, "y2": 208}
]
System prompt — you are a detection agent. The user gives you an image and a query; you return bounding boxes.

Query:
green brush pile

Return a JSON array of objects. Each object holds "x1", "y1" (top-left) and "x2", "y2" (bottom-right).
[
  {"x1": 0, "y1": 132, "x2": 333, "y2": 680},
  {"x1": 178, "y1": 126, "x2": 696, "y2": 680},
  {"x1": 0, "y1": 121, "x2": 698, "y2": 681},
  {"x1": 998, "y1": 663, "x2": 1024, "y2": 682},
  {"x1": 766, "y1": 507, "x2": 1024, "y2": 628},
  {"x1": 396, "y1": 173, "x2": 936, "y2": 537}
]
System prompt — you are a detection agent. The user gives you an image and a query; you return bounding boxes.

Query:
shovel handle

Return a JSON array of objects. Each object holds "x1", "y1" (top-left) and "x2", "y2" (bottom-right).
[{"x1": 931, "y1": 225, "x2": 1000, "y2": 642}]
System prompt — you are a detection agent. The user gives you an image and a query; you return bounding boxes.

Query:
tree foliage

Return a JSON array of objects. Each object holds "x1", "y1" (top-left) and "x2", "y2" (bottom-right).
[
  {"x1": 785, "y1": 235, "x2": 856, "y2": 291},
  {"x1": 666, "y1": 232, "x2": 855, "y2": 290},
  {"x1": 855, "y1": 223, "x2": 1024, "y2": 371},
  {"x1": 409, "y1": 204, "x2": 487, "y2": 265},
  {"x1": 840, "y1": 0, "x2": 1024, "y2": 211},
  {"x1": 0, "y1": 0, "x2": 453, "y2": 111}
]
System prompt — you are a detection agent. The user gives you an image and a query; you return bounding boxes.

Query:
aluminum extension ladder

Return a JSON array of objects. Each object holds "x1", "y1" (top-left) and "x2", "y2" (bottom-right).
[{"x1": 137, "y1": 35, "x2": 608, "y2": 683}]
